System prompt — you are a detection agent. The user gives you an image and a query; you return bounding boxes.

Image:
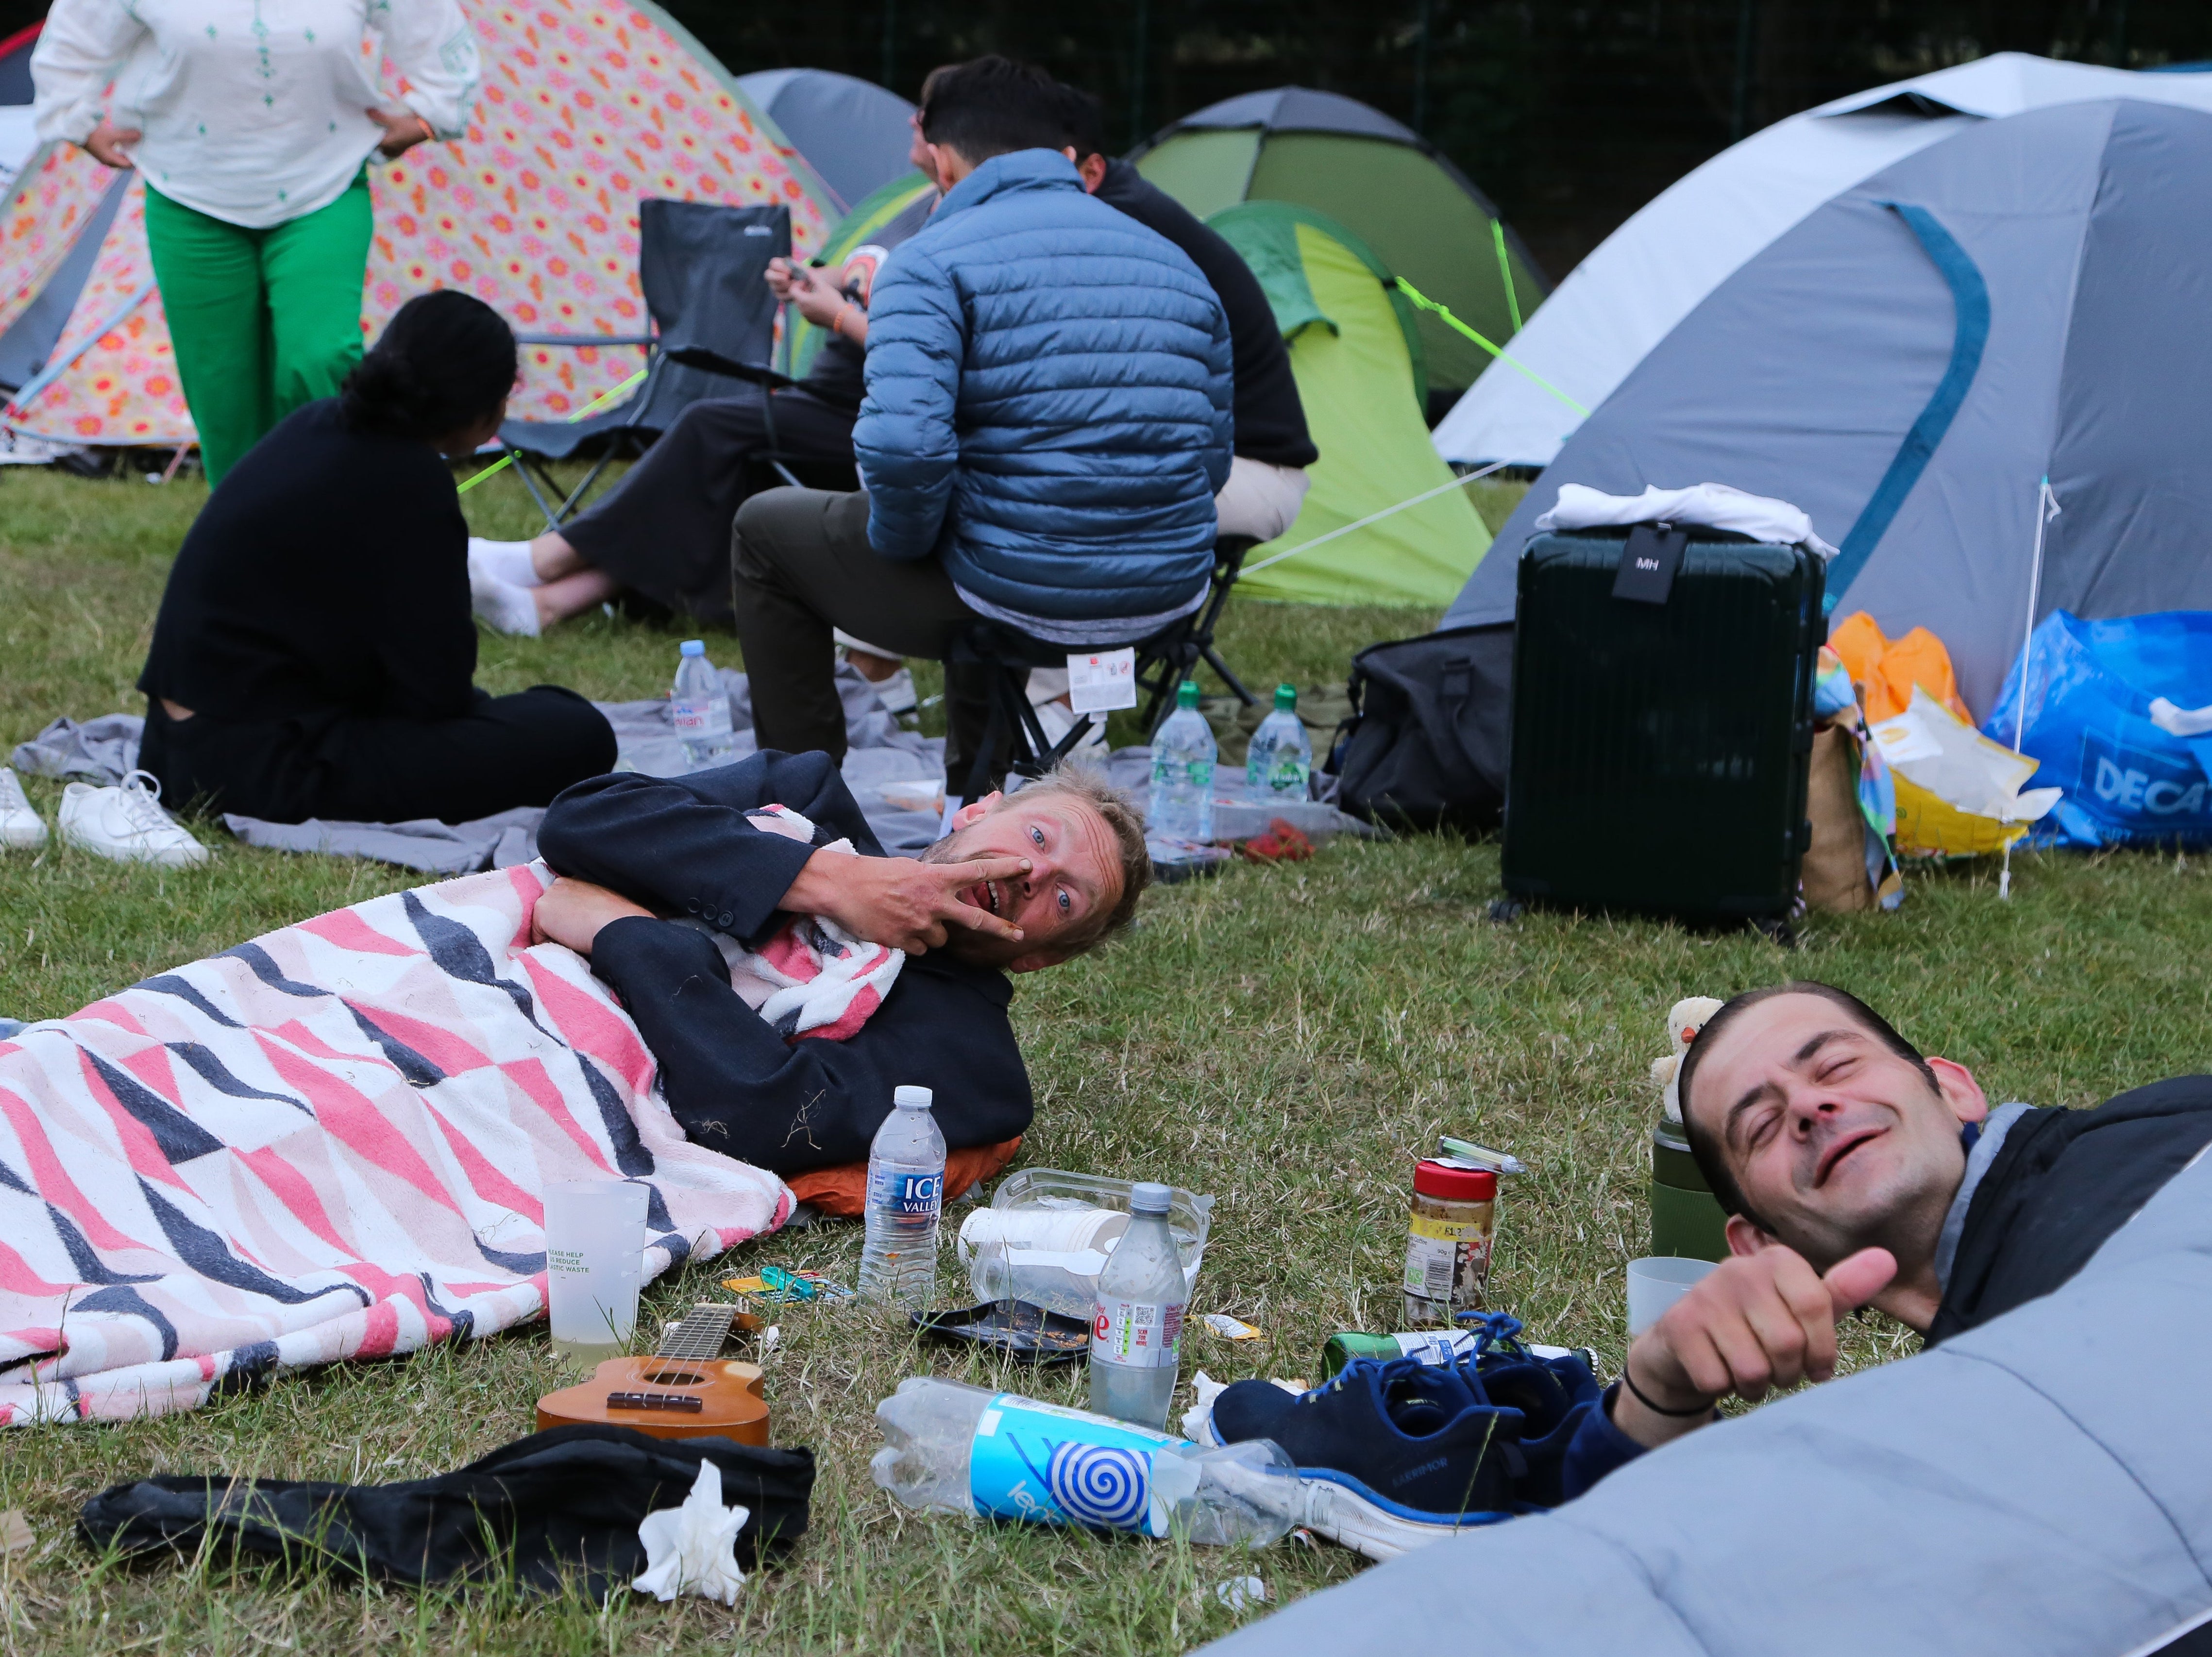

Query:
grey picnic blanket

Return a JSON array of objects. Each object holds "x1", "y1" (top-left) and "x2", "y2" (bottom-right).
[{"x1": 10, "y1": 664, "x2": 948, "y2": 875}]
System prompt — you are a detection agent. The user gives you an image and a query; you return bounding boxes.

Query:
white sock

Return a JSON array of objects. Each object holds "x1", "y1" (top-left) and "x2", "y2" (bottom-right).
[
  {"x1": 471, "y1": 570, "x2": 542, "y2": 637},
  {"x1": 467, "y1": 537, "x2": 544, "y2": 589}
]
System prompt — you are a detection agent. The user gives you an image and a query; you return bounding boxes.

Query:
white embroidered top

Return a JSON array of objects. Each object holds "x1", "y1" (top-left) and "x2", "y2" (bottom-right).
[{"x1": 31, "y1": 0, "x2": 481, "y2": 229}]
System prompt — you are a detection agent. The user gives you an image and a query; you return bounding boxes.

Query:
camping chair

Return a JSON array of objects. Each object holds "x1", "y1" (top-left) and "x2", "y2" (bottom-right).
[
  {"x1": 498, "y1": 199, "x2": 794, "y2": 531},
  {"x1": 946, "y1": 535, "x2": 1259, "y2": 807}
]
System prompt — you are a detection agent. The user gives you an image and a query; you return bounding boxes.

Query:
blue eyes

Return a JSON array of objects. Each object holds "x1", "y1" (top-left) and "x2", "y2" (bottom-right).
[
  {"x1": 1057, "y1": 890, "x2": 1071, "y2": 913},
  {"x1": 1029, "y1": 825, "x2": 1045, "y2": 847}
]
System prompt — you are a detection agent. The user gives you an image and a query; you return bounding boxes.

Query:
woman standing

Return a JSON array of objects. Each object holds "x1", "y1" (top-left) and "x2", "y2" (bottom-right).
[{"x1": 31, "y1": 0, "x2": 481, "y2": 485}]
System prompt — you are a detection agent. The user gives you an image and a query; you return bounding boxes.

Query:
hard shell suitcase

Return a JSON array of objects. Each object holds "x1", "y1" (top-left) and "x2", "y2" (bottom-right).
[{"x1": 1501, "y1": 528, "x2": 1824, "y2": 924}]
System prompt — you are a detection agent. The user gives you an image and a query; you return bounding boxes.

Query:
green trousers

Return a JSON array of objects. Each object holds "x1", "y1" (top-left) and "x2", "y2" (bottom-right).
[{"x1": 143, "y1": 174, "x2": 374, "y2": 485}]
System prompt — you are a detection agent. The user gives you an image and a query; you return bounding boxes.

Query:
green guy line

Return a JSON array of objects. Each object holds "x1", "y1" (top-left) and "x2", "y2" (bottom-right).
[
  {"x1": 1490, "y1": 220, "x2": 1523, "y2": 335},
  {"x1": 1394, "y1": 277, "x2": 1586, "y2": 416},
  {"x1": 457, "y1": 367, "x2": 649, "y2": 494}
]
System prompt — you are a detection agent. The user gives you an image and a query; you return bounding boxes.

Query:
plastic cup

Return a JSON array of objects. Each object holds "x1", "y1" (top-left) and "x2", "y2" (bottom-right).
[
  {"x1": 544, "y1": 1179, "x2": 649, "y2": 1367},
  {"x1": 1626, "y1": 1256, "x2": 1718, "y2": 1337}
]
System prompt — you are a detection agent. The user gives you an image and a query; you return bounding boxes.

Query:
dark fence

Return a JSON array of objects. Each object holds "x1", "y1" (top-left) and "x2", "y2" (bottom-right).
[
  {"x1": 3, "y1": 0, "x2": 2204, "y2": 277},
  {"x1": 659, "y1": 0, "x2": 2212, "y2": 278}
]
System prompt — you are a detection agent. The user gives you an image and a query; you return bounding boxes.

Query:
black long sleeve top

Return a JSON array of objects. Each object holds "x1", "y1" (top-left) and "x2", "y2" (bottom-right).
[
  {"x1": 536, "y1": 750, "x2": 1035, "y2": 1175},
  {"x1": 1096, "y1": 158, "x2": 1320, "y2": 471},
  {"x1": 137, "y1": 400, "x2": 479, "y2": 724}
]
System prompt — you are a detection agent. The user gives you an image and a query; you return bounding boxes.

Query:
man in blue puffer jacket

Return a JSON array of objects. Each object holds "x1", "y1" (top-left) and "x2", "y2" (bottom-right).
[{"x1": 729, "y1": 56, "x2": 1233, "y2": 787}]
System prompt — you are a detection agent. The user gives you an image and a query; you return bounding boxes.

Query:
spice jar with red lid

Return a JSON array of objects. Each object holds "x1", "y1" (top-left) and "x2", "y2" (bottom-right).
[{"x1": 1402, "y1": 1159, "x2": 1498, "y2": 1323}]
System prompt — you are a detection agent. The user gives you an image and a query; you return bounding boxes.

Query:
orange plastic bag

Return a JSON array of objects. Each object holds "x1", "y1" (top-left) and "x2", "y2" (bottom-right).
[{"x1": 1827, "y1": 612, "x2": 1975, "y2": 724}]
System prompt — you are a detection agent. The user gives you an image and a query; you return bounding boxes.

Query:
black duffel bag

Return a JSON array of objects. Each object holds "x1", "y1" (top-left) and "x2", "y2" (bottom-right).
[{"x1": 1327, "y1": 622, "x2": 1513, "y2": 833}]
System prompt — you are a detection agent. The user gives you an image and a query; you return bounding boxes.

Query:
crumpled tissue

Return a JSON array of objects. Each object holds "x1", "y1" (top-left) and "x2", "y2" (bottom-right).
[{"x1": 631, "y1": 1461, "x2": 749, "y2": 1605}]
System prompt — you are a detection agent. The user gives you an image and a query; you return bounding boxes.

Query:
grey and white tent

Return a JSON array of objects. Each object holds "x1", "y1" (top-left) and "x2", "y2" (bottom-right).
[
  {"x1": 1201, "y1": 1135, "x2": 2212, "y2": 1657},
  {"x1": 736, "y1": 67, "x2": 915, "y2": 215},
  {"x1": 1433, "y1": 54, "x2": 2212, "y2": 470},
  {"x1": 1442, "y1": 99, "x2": 2212, "y2": 718}
]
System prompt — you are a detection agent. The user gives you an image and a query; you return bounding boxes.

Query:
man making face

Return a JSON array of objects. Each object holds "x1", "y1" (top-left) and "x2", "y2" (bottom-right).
[
  {"x1": 529, "y1": 750, "x2": 1147, "y2": 1175},
  {"x1": 1563, "y1": 981, "x2": 2212, "y2": 1492}
]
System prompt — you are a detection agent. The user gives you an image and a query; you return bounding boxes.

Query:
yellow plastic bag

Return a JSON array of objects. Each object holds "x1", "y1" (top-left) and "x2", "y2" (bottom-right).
[{"x1": 1871, "y1": 688, "x2": 2061, "y2": 857}]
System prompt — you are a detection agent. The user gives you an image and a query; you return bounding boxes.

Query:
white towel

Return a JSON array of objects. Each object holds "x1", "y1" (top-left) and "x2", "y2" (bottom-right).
[{"x1": 1535, "y1": 482, "x2": 1841, "y2": 559}]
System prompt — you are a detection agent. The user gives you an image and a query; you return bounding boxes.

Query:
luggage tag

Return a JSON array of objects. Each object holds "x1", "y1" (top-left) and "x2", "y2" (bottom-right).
[
  {"x1": 1611, "y1": 522, "x2": 1689, "y2": 605},
  {"x1": 1066, "y1": 648, "x2": 1138, "y2": 716}
]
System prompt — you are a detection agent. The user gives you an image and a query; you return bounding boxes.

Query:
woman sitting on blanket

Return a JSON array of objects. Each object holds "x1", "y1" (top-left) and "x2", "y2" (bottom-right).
[{"x1": 135, "y1": 291, "x2": 617, "y2": 827}]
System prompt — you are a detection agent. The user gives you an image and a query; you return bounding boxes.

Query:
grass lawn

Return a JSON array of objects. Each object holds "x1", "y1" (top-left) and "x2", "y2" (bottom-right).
[{"x1": 2, "y1": 461, "x2": 2209, "y2": 1654}]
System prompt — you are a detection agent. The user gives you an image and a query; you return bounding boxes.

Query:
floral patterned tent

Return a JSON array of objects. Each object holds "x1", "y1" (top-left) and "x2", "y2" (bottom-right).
[{"x1": 0, "y1": 0, "x2": 834, "y2": 449}]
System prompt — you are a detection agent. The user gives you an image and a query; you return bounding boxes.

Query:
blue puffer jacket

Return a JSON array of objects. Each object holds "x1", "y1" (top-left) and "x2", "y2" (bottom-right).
[{"x1": 853, "y1": 150, "x2": 1234, "y2": 623}]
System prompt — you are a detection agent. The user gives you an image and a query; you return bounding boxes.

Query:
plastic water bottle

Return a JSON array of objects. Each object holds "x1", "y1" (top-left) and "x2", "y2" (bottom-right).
[
  {"x1": 1089, "y1": 1181, "x2": 1188, "y2": 1429},
  {"x1": 856, "y1": 1086, "x2": 946, "y2": 1309},
  {"x1": 1147, "y1": 681, "x2": 1216, "y2": 842},
  {"x1": 1245, "y1": 683, "x2": 1313, "y2": 796},
  {"x1": 871, "y1": 1376, "x2": 1299, "y2": 1545},
  {"x1": 672, "y1": 639, "x2": 735, "y2": 770}
]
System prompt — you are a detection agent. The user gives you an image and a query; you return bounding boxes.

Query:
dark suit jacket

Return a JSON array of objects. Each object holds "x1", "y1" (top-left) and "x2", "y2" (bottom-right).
[{"x1": 537, "y1": 750, "x2": 1033, "y2": 1172}]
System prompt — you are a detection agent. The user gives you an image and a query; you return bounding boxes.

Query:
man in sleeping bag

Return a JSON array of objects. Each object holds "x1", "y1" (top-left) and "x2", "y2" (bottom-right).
[
  {"x1": 1560, "y1": 981, "x2": 2212, "y2": 1494},
  {"x1": 530, "y1": 750, "x2": 1148, "y2": 1175}
]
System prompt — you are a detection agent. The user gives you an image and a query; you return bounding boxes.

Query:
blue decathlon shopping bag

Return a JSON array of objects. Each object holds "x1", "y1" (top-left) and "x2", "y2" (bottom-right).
[{"x1": 1983, "y1": 610, "x2": 2212, "y2": 850}]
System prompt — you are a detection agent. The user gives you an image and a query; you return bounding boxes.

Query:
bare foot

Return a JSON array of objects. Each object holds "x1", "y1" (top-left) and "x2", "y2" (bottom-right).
[
  {"x1": 530, "y1": 533, "x2": 589, "y2": 582},
  {"x1": 532, "y1": 569, "x2": 622, "y2": 630}
]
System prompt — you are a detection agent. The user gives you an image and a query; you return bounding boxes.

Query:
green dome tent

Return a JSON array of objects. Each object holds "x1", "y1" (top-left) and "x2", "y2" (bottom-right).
[
  {"x1": 1133, "y1": 88, "x2": 1545, "y2": 412},
  {"x1": 780, "y1": 170, "x2": 934, "y2": 379},
  {"x1": 1211, "y1": 201, "x2": 1491, "y2": 607}
]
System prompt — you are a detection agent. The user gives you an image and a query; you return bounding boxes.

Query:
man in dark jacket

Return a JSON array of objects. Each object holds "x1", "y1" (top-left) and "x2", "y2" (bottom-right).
[
  {"x1": 530, "y1": 749, "x2": 1149, "y2": 1174},
  {"x1": 1560, "y1": 980, "x2": 2212, "y2": 1496},
  {"x1": 728, "y1": 56, "x2": 1233, "y2": 787},
  {"x1": 1060, "y1": 85, "x2": 1317, "y2": 544}
]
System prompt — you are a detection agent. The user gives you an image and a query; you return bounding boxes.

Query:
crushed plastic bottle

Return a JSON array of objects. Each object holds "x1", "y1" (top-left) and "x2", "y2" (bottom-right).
[
  {"x1": 1148, "y1": 681, "x2": 1216, "y2": 842},
  {"x1": 871, "y1": 1376, "x2": 1298, "y2": 1545},
  {"x1": 855, "y1": 1086, "x2": 946, "y2": 1309},
  {"x1": 1244, "y1": 684, "x2": 1313, "y2": 796},
  {"x1": 672, "y1": 639, "x2": 736, "y2": 771},
  {"x1": 1090, "y1": 1181, "x2": 1187, "y2": 1429}
]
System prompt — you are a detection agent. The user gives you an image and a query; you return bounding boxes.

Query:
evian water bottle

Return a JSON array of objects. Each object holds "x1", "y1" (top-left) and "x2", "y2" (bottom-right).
[
  {"x1": 1089, "y1": 1181, "x2": 1187, "y2": 1428},
  {"x1": 856, "y1": 1086, "x2": 946, "y2": 1308},
  {"x1": 672, "y1": 639, "x2": 735, "y2": 770}
]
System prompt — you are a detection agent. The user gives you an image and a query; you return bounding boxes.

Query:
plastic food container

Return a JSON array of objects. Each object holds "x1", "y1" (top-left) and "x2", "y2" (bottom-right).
[{"x1": 959, "y1": 1168, "x2": 1214, "y2": 1318}]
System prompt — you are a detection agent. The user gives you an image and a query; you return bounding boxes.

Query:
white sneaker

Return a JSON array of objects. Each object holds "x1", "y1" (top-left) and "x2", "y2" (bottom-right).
[
  {"x1": 470, "y1": 569, "x2": 543, "y2": 637},
  {"x1": 58, "y1": 770, "x2": 208, "y2": 867},
  {"x1": 466, "y1": 537, "x2": 544, "y2": 588},
  {"x1": 0, "y1": 767, "x2": 47, "y2": 850}
]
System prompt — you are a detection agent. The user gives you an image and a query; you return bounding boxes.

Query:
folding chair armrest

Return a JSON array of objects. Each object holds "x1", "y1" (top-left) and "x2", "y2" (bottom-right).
[{"x1": 511, "y1": 333, "x2": 657, "y2": 347}]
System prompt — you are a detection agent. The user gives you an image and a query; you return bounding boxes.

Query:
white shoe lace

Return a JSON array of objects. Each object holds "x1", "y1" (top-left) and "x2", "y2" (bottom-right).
[{"x1": 115, "y1": 769, "x2": 181, "y2": 844}]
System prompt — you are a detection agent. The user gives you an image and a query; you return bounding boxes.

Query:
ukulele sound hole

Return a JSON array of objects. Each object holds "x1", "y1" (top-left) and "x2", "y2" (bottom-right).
[{"x1": 643, "y1": 1368, "x2": 707, "y2": 1387}]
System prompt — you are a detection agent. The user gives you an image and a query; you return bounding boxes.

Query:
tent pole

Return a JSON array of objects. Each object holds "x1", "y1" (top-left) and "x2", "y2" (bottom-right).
[{"x1": 2000, "y1": 476, "x2": 2060, "y2": 902}]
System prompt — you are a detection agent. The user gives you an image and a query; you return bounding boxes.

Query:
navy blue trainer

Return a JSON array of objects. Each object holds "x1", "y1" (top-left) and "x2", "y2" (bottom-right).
[{"x1": 1201, "y1": 1314, "x2": 1600, "y2": 1559}]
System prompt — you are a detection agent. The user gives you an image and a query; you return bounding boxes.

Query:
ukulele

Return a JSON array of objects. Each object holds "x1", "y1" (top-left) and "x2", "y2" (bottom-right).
[{"x1": 535, "y1": 1302, "x2": 771, "y2": 1444}]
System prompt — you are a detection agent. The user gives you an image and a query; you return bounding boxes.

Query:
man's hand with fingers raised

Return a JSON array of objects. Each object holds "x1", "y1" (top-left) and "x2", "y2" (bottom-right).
[
  {"x1": 1612, "y1": 1244, "x2": 1898, "y2": 1448},
  {"x1": 780, "y1": 847, "x2": 1032, "y2": 954}
]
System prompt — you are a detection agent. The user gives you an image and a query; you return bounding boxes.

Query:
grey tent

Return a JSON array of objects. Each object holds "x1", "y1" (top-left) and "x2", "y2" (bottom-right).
[
  {"x1": 1202, "y1": 1139, "x2": 2212, "y2": 1657},
  {"x1": 1442, "y1": 99, "x2": 2212, "y2": 718},
  {"x1": 736, "y1": 67, "x2": 915, "y2": 215}
]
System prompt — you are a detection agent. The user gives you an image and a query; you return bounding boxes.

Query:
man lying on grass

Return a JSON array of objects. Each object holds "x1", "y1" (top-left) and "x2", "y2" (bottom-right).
[
  {"x1": 531, "y1": 750, "x2": 1147, "y2": 1174},
  {"x1": 1570, "y1": 981, "x2": 2212, "y2": 1488}
]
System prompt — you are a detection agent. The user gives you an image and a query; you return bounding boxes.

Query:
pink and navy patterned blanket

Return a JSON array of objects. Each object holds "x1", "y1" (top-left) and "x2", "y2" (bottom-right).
[{"x1": 0, "y1": 863, "x2": 792, "y2": 1424}]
